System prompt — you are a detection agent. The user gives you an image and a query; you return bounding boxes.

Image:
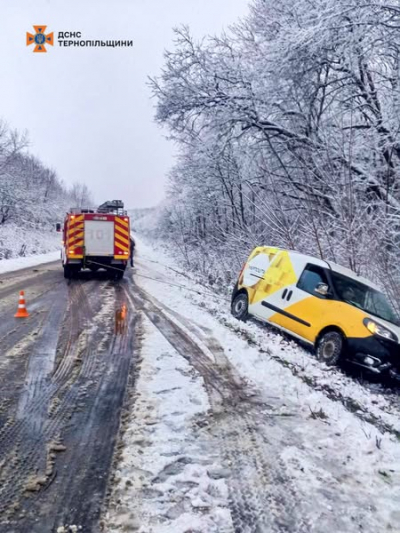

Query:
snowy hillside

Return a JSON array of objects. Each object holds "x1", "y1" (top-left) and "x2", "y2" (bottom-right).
[
  {"x1": 128, "y1": 203, "x2": 166, "y2": 236},
  {"x1": 0, "y1": 223, "x2": 62, "y2": 260},
  {"x1": 0, "y1": 121, "x2": 93, "y2": 261}
]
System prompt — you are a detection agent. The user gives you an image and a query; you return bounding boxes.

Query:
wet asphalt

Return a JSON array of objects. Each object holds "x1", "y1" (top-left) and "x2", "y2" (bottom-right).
[{"x1": 0, "y1": 262, "x2": 138, "y2": 532}]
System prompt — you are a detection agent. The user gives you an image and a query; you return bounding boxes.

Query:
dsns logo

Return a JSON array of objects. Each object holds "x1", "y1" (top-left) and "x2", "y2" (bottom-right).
[{"x1": 26, "y1": 26, "x2": 54, "y2": 53}]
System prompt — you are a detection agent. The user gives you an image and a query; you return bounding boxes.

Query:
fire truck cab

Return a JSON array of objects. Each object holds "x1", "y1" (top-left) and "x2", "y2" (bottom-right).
[{"x1": 57, "y1": 200, "x2": 131, "y2": 280}]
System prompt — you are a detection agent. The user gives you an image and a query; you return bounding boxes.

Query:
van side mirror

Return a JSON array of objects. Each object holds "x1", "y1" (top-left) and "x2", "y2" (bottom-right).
[
  {"x1": 315, "y1": 282, "x2": 330, "y2": 297},
  {"x1": 56, "y1": 223, "x2": 62, "y2": 232}
]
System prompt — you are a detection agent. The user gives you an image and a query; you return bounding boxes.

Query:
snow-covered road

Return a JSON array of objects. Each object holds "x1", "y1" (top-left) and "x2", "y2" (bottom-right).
[
  {"x1": 1, "y1": 241, "x2": 399, "y2": 532},
  {"x1": 106, "y1": 238, "x2": 400, "y2": 533}
]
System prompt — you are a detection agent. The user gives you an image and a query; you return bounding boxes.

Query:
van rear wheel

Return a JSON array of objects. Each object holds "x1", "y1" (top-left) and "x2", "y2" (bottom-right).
[
  {"x1": 231, "y1": 292, "x2": 249, "y2": 321},
  {"x1": 316, "y1": 331, "x2": 343, "y2": 366}
]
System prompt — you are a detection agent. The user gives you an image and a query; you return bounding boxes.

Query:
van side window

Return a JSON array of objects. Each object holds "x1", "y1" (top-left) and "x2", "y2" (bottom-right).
[{"x1": 297, "y1": 264, "x2": 328, "y2": 297}]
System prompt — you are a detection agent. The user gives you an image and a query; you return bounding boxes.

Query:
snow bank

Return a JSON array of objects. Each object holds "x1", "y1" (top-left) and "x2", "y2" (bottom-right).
[
  {"x1": 0, "y1": 250, "x2": 60, "y2": 275},
  {"x1": 0, "y1": 223, "x2": 61, "y2": 261}
]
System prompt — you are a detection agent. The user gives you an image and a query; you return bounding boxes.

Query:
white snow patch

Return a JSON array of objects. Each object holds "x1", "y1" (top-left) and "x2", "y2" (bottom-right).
[
  {"x1": 105, "y1": 315, "x2": 232, "y2": 533},
  {"x1": 0, "y1": 250, "x2": 60, "y2": 275},
  {"x1": 0, "y1": 223, "x2": 62, "y2": 260}
]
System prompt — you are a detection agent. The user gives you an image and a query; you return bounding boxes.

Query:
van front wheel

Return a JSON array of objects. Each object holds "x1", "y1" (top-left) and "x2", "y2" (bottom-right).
[
  {"x1": 231, "y1": 292, "x2": 249, "y2": 321},
  {"x1": 316, "y1": 331, "x2": 343, "y2": 366}
]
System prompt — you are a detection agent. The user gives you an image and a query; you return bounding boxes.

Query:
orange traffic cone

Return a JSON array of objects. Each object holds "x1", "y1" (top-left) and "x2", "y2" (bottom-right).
[{"x1": 15, "y1": 291, "x2": 29, "y2": 318}]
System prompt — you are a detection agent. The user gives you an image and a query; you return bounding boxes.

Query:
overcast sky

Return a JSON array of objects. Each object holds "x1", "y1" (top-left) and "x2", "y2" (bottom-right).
[{"x1": 1, "y1": 0, "x2": 250, "y2": 209}]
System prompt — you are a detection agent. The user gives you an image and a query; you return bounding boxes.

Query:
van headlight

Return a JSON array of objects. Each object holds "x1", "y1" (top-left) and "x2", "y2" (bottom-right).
[{"x1": 363, "y1": 318, "x2": 398, "y2": 342}]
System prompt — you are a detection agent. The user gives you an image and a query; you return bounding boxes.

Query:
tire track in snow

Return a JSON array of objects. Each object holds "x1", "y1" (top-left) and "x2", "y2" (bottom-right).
[
  {"x1": 124, "y1": 282, "x2": 312, "y2": 533},
  {"x1": 0, "y1": 275, "x2": 138, "y2": 533}
]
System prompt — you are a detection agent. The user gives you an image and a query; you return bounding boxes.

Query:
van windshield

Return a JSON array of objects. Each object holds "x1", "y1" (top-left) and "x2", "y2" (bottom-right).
[{"x1": 330, "y1": 272, "x2": 399, "y2": 325}]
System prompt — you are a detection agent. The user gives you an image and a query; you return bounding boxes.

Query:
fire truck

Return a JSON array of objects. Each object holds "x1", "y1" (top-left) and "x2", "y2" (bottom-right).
[{"x1": 57, "y1": 200, "x2": 131, "y2": 279}]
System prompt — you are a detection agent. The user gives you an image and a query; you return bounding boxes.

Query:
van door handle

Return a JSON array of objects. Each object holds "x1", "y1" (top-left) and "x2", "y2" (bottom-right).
[
  {"x1": 286, "y1": 290, "x2": 293, "y2": 301},
  {"x1": 282, "y1": 289, "x2": 288, "y2": 299}
]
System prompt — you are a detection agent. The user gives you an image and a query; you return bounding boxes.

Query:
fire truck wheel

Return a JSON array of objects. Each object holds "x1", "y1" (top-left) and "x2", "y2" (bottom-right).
[{"x1": 114, "y1": 270, "x2": 124, "y2": 281}]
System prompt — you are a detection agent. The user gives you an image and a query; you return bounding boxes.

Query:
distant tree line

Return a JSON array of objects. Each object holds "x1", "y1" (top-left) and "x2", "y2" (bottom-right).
[
  {"x1": 0, "y1": 120, "x2": 92, "y2": 258},
  {"x1": 151, "y1": 0, "x2": 400, "y2": 305}
]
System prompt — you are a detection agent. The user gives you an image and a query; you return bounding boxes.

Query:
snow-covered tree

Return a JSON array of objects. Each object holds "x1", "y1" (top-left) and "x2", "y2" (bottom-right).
[
  {"x1": 0, "y1": 121, "x2": 92, "y2": 258},
  {"x1": 151, "y1": 0, "x2": 400, "y2": 302}
]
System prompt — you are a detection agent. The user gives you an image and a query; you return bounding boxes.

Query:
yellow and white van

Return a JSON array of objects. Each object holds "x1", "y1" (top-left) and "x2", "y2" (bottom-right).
[{"x1": 231, "y1": 246, "x2": 400, "y2": 378}]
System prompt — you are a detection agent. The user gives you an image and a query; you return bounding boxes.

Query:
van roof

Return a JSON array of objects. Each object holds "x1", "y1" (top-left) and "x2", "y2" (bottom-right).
[
  {"x1": 260, "y1": 246, "x2": 380, "y2": 291},
  {"x1": 325, "y1": 261, "x2": 380, "y2": 290}
]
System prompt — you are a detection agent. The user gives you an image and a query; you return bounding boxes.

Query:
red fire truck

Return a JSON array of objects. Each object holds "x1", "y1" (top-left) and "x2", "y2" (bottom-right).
[{"x1": 57, "y1": 200, "x2": 131, "y2": 279}]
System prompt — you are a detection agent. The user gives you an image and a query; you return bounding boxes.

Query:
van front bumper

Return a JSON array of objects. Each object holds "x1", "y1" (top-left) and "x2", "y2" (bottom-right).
[{"x1": 346, "y1": 336, "x2": 400, "y2": 378}]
